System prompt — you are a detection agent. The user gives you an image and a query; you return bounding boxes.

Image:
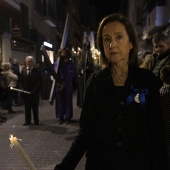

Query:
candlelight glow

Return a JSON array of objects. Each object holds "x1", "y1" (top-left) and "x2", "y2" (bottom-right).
[{"x1": 10, "y1": 87, "x2": 31, "y2": 94}]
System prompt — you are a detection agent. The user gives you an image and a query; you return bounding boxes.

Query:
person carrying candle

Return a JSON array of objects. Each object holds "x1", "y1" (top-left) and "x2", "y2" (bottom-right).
[
  {"x1": 0, "y1": 62, "x2": 18, "y2": 113},
  {"x1": 54, "y1": 13, "x2": 168, "y2": 170},
  {"x1": 20, "y1": 56, "x2": 42, "y2": 126}
]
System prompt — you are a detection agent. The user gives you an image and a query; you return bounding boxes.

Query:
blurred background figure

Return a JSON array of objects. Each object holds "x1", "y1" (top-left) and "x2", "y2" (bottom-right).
[
  {"x1": 159, "y1": 65, "x2": 170, "y2": 169},
  {"x1": 11, "y1": 58, "x2": 20, "y2": 106},
  {"x1": 54, "y1": 48, "x2": 74, "y2": 124},
  {"x1": 151, "y1": 33, "x2": 170, "y2": 87},
  {"x1": 77, "y1": 53, "x2": 95, "y2": 108},
  {"x1": 140, "y1": 53, "x2": 155, "y2": 70},
  {"x1": 0, "y1": 62, "x2": 18, "y2": 113},
  {"x1": 138, "y1": 51, "x2": 151, "y2": 65},
  {"x1": 0, "y1": 61, "x2": 7, "y2": 122}
]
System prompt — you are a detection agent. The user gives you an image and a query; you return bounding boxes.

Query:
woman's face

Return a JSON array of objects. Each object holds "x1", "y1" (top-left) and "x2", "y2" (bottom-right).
[{"x1": 102, "y1": 21, "x2": 133, "y2": 65}]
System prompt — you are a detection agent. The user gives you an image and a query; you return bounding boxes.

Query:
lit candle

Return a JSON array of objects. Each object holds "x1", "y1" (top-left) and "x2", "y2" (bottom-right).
[
  {"x1": 9, "y1": 135, "x2": 36, "y2": 170},
  {"x1": 10, "y1": 87, "x2": 31, "y2": 94}
]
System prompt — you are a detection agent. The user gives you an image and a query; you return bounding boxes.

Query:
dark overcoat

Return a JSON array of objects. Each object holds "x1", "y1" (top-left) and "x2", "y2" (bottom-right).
[
  {"x1": 20, "y1": 67, "x2": 41, "y2": 100},
  {"x1": 55, "y1": 66, "x2": 168, "y2": 170},
  {"x1": 20, "y1": 67, "x2": 42, "y2": 124}
]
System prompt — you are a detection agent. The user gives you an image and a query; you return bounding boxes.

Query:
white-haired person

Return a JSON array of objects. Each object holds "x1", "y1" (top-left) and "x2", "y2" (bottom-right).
[{"x1": 20, "y1": 56, "x2": 42, "y2": 126}]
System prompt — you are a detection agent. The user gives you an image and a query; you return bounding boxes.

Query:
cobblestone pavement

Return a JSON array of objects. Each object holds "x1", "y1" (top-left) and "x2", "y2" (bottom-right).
[{"x1": 0, "y1": 90, "x2": 85, "y2": 170}]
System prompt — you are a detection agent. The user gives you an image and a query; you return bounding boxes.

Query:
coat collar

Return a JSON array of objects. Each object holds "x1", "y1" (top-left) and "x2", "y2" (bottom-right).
[
  {"x1": 93, "y1": 66, "x2": 149, "y2": 107},
  {"x1": 94, "y1": 66, "x2": 148, "y2": 92}
]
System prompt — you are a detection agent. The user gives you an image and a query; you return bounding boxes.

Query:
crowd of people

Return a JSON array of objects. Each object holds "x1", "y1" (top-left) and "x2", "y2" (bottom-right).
[
  {"x1": 0, "y1": 12, "x2": 170, "y2": 170},
  {"x1": 0, "y1": 47, "x2": 98, "y2": 126}
]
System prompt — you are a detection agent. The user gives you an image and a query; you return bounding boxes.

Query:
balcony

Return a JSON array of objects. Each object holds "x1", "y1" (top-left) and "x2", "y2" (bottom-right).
[
  {"x1": 35, "y1": 0, "x2": 56, "y2": 27},
  {"x1": 147, "y1": 6, "x2": 170, "y2": 34}
]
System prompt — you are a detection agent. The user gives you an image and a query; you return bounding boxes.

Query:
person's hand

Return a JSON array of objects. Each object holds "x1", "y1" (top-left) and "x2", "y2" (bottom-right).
[
  {"x1": 50, "y1": 75, "x2": 54, "y2": 81},
  {"x1": 59, "y1": 83, "x2": 64, "y2": 91},
  {"x1": 57, "y1": 83, "x2": 64, "y2": 91}
]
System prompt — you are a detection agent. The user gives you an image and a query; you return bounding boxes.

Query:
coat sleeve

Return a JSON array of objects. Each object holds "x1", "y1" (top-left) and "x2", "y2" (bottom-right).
[
  {"x1": 8, "y1": 71, "x2": 18, "y2": 81},
  {"x1": 54, "y1": 74, "x2": 96, "y2": 170}
]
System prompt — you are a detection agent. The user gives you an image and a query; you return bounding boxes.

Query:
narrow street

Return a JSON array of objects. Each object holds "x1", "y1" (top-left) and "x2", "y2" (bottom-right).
[{"x1": 0, "y1": 90, "x2": 85, "y2": 170}]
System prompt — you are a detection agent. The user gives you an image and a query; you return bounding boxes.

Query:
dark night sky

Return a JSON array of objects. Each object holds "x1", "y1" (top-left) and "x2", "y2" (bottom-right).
[
  {"x1": 91, "y1": 0, "x2": 122, "y2": 29},
  {"x1": 92, "y1": 0, "x2": 122, "y2": 17},
  {"x1": 95, "y1": 0, "x2": 121, "y2": 13}
]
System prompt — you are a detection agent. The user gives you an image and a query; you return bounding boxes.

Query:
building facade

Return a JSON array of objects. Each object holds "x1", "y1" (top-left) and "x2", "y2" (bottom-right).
[
  {"x1": 121, "y1": 0, "x2": 170, "y2": 59},
  {"x1": 0, "y1": 0, "x2": 85, "y2": 65}
]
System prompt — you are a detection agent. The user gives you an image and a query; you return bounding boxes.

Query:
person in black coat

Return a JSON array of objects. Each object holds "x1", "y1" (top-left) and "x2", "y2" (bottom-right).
[
  {"x1": 54, "y1": 13, "x2": 168, "y2": 170},
  {"x1": 20, "y1": 56, "x2": 42, "y2": 126}
]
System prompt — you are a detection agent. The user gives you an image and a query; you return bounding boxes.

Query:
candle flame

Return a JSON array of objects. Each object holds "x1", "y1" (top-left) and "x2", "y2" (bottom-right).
[
  {"x1": 9, "y1": 135, "x2": 22, "y2": 148},
  {"x1": 9, "y1": 135, "x2": 14, "y2": 148}
]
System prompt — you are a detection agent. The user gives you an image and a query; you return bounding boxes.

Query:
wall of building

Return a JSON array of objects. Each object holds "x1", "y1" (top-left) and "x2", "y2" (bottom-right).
[
  {"x1": 0, "y1": 0, "x2": 58, "y2": 64},
  {"x1": 0, "y1": 33, "x2": 11, "y2": 62}
]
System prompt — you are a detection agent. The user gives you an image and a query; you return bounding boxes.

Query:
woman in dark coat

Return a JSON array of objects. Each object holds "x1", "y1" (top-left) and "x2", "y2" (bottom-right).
[{"x1": 54, "y1": 13, "x2": 168, "y2": 170}]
